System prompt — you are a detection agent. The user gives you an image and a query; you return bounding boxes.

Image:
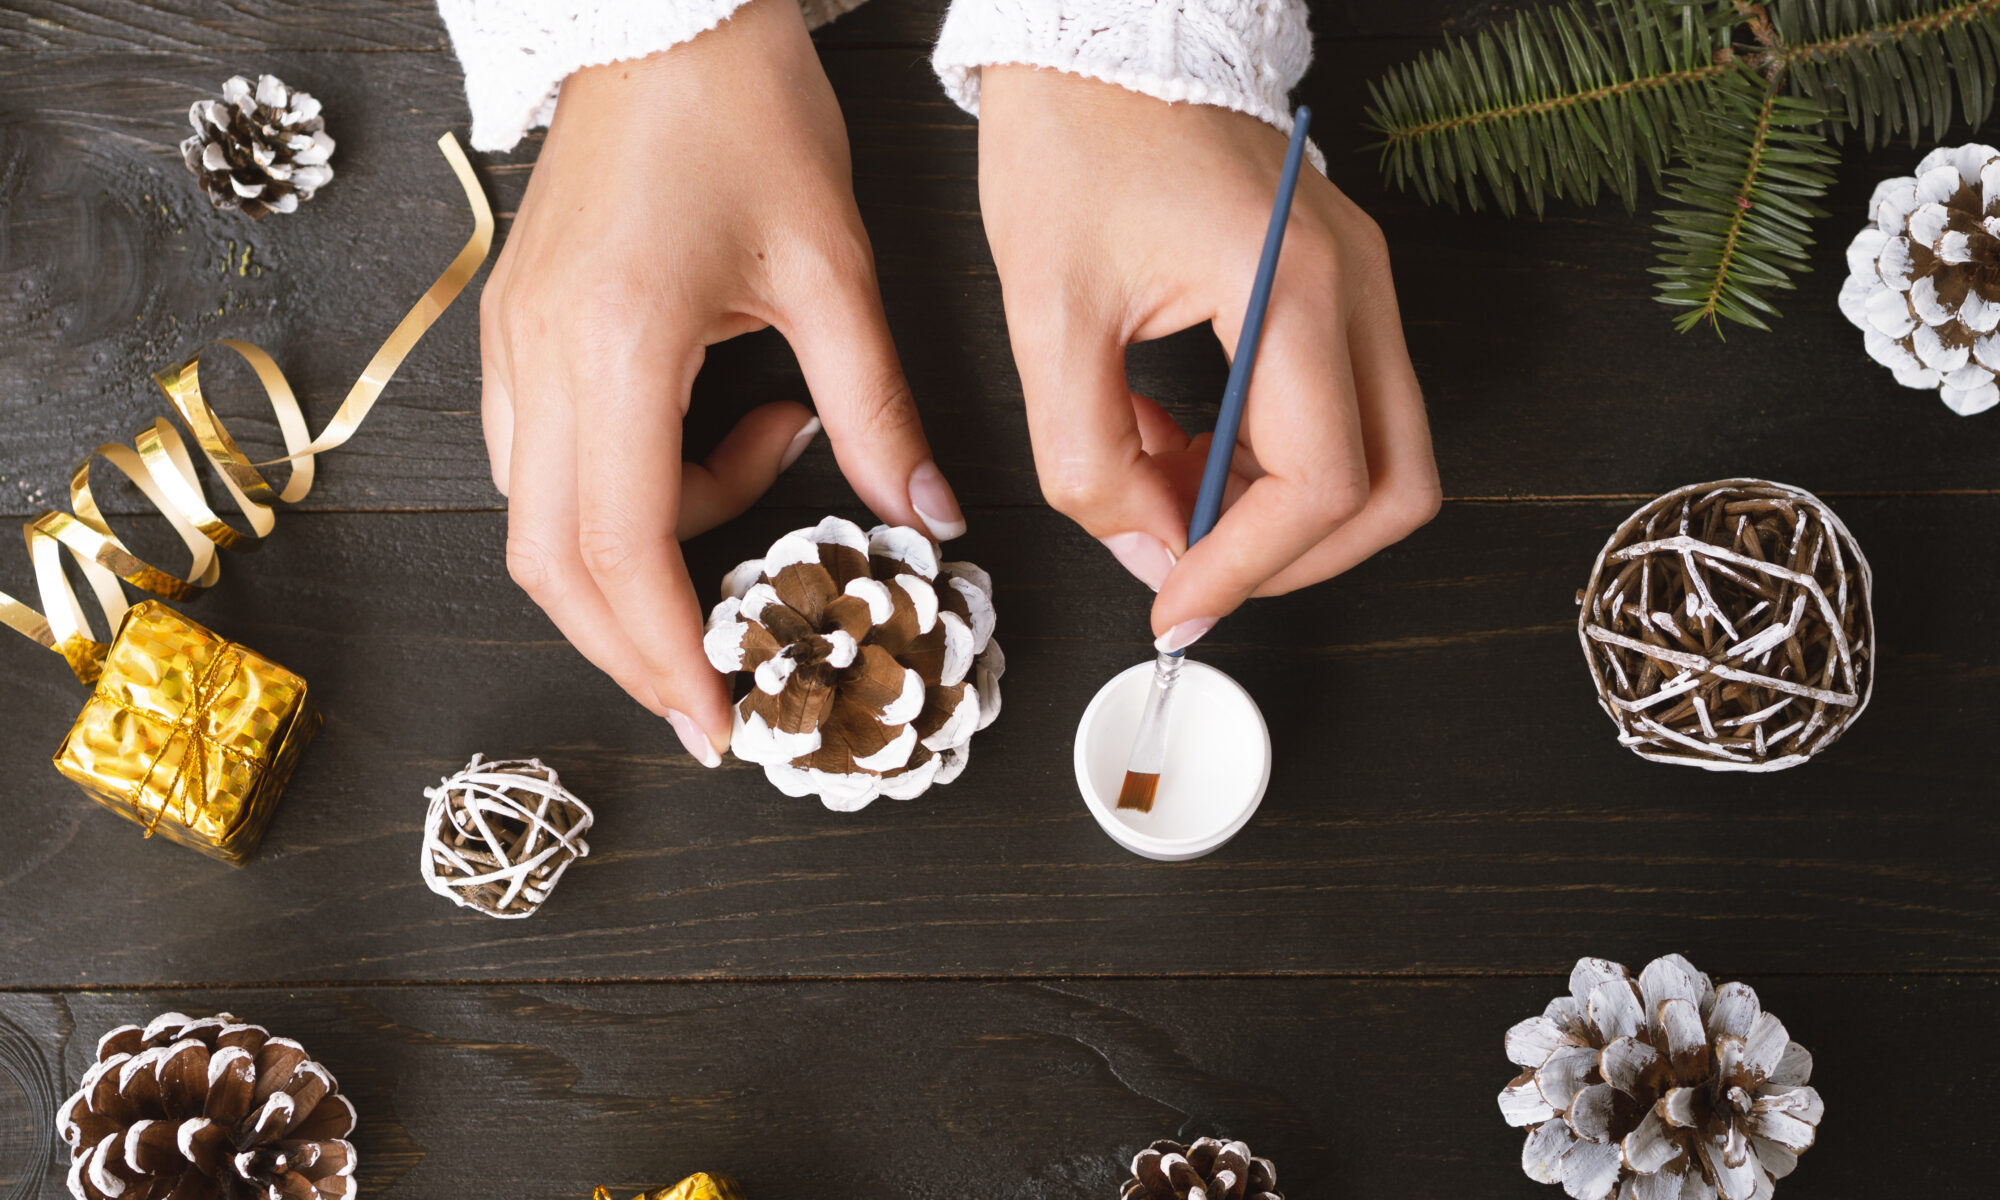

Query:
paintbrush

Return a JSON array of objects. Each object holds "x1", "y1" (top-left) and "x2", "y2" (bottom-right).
[{"x1": 1118, "y1": 106, "x2": 1314, "y2": 813}]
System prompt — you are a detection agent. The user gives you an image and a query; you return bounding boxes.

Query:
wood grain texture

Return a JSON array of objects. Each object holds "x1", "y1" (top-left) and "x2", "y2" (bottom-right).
[
  {"x1": 2, "y1": 500, "x2": 1993, "y2": 986},
  {"x1": 8, "y1": 34, "x2": 2000, "y2": 518},
  {"x1": 2, "y1": 977, "x2": 1992, "y2": 1198}
]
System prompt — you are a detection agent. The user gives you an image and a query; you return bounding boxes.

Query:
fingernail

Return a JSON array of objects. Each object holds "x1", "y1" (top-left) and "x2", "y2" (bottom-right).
[
  {"x1": 666, "y1": 709, "x2": 723, "y2": 768},
  {"x1": 1154, "y1": 617, "x2": 1219, "y2": 654},
  {"x1": 1099, "y1": 532, "x2": 1177, "y2": 592},
  {"x1": 779, "y1": 416, "x2": 821, "y2": 472},
  {"x1": 907, "y1": 460, "x2": 967, "y2": 541}
]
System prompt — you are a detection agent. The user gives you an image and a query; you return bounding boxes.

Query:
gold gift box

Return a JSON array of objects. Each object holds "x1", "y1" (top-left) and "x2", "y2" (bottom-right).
[
  {"x1": 53, "y1": 600, "x2": 317, "y2": 864},
  {"x1": 594, "y1": 1175, "x2": 746, "y2": 1200}
]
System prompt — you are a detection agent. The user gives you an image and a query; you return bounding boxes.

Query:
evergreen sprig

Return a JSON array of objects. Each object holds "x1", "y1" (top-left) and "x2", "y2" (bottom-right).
[
  {"x1": 1365, "y1": 0, "x2": 2000, "y2": 334},
  {"x1": 1652, "y1": 66, "x2": 1839, "y2": 332}
]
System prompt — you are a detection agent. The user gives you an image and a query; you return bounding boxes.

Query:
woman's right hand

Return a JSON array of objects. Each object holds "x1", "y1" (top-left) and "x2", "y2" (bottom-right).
[{"x1": 480, "y1": 0, "x2": 963, "y2": 766}]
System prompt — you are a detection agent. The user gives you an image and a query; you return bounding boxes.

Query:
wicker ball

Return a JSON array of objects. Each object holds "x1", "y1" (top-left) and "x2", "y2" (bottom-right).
[
  {"x1": 420, "y1": 754, "x2": 593, "y2": 918},
  {"x1": 1578, "y1": 480, "x2": 1874, "y2": 771}
]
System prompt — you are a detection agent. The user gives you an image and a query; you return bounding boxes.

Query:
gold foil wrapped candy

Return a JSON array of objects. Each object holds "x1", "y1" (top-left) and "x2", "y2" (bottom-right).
[
  {"x1": 53, "y1": 600, "x2": 317, "y2": 863},
  {"x1": 593, "y1": 1175, "x2": 746, "y2": 1200}
]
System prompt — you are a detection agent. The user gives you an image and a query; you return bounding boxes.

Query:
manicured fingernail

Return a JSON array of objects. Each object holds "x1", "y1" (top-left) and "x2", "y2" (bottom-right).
[
  {"x1": 1154, "y1": 617, "x2": 1218, "y2": 654},
  {"x1": 907, "y1": 460, "x2": 967, "y2": 541},
  {"x1": 779, "y1": 416, "x2": 821, "y2": 472},
  {"x1": 666, "y1": 709, "x2": 722, "y2": 768},
  {"x1": 1099, "y1": 532, "x2": 1177, "y2": 592}
]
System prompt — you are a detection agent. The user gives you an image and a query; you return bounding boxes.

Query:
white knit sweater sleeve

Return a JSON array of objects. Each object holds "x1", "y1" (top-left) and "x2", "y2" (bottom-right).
[
  {"x1": 438, "y1": 0, "x2": 869, "y2": 152},
  {"x1": 932, "y1": 0, "x2": 1318, "y2": 159}
]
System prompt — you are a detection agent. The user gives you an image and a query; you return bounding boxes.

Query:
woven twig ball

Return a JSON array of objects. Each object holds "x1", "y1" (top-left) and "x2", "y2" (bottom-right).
[
  {"x1": 421, "y1": 755, "x2": 592, "y2": 918},
  {"x1": 1578, "y1": 480, "x2": 1874, "y2": 772}
]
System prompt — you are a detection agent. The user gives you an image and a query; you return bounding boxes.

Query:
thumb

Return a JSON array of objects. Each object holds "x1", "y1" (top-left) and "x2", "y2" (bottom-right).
[{"x1": 783, "y1": 273, "x2": 964, "y2": 541}]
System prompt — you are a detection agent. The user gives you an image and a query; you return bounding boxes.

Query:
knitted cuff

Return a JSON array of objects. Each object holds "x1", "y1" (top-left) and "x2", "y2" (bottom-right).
[
  {"x1": 931, "y1": 0, "x2": 1323, "y2": 171},
  {"x1": 438, "y1": 0, "x2": 871, "y2": 152}
]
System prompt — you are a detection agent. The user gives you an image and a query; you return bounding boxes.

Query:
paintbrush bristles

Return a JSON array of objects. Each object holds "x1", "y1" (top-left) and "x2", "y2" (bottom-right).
[{"x1": 1117, "y1": 770, "x2": 1160, "y2": 812}]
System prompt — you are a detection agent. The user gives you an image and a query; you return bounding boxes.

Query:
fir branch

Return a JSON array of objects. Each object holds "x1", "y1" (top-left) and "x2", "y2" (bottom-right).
[
  {"x1": 1363, "y1": 0, "x2": 1732, "y2": 215},
  {"x1": 1769, "y1": 0, "x2": 2000, "y2": 146},
  {"x1": 1651, "y1": 66, "x2": 1839, "y2": 332}
]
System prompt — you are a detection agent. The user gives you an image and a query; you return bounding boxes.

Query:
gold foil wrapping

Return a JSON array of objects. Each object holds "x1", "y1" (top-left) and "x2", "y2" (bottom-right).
[
  {"x1": 592, "y1": 1175, "x2": 747, "y2": 1200},
  {"x1": 53, "y1": 601, "x2": 317, "y2": 863}
]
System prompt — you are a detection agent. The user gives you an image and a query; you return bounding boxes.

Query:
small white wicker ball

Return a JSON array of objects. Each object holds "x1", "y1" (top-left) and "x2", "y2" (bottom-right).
[{"x1": 420, "y1": 754, "x2": 593, "y2": 919}]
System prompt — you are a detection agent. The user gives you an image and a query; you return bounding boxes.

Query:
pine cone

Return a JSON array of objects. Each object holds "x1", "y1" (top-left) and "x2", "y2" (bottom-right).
[
  {"x1": 1841, "y1": 142, "x2": 2000, "y2": 415},
  {"x1": 1120, "y1": 1139, "x2": 1282, "y2": 1200},
  {"x1": 704, "y1": 517, "x2": 1002, "y2": 810},
  {"x1": 1499, "y1": 955, "x2": 1822, "y2": 1200},
  {"x1": 57, "y1": 1011, "x2": 356, "y2": 1200},
  {"x1": 181, "y1": 75, "x2": 335, "y2": 219}
]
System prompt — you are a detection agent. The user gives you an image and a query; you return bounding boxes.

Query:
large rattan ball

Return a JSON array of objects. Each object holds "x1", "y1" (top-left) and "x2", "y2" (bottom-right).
[
  {"x1": 1577, "y1": 480, "x2": 1873, "y2": 772},
  {"x1": 420, "y1": 754, "x2": 593, "y2": 918}
]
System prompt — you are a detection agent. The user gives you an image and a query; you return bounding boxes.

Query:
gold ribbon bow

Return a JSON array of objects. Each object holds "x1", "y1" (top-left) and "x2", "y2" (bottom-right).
[
  {"x1": 127, "y1": 641, "x2": 241, "y2": 837},
  {"x1": 0, "y1": 132, "x2": 493, "y2": 683}
]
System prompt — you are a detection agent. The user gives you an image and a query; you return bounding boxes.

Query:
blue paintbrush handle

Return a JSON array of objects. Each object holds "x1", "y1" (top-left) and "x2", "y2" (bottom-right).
[{"x1": 1187, "y1": 106, "x2": 1313, "y2": 549}]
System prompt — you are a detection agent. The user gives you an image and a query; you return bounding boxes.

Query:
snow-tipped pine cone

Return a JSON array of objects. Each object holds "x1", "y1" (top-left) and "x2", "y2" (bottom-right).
[
  {"x1": 181, "y1": 75, "x2": 335, "y2": 219},
  {"x1": 1840, "y1": 142, "x2": 2000, "y2": 415},
  {"x1": 1499, "y1": 955, "x2": 1821, "y2": 1200},
  {"x1": 1121, "y1": 1138, "x2": 1282, "y2": 1200},
  {"x1": 57, "y1": 1011, "x2": 356, "y2": 1200},
  {"x1": 704, "y1": 517, "x2": 1002, "y2": 810}
]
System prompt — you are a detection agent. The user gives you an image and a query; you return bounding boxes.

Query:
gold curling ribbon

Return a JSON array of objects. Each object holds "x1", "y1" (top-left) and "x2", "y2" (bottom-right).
[{"x1": 0, "y1": 132, "x2": 493, "y2": 683}]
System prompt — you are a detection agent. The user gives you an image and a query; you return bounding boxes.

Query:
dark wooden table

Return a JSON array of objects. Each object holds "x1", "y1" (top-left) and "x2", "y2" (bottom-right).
[{"x1": 3, "y1": 2, "x2": 1996, "y2": 1195}]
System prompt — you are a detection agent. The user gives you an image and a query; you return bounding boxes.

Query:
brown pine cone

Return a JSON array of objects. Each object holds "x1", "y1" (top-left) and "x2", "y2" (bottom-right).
[
  {"x1": 57, "y1": 1011, "x2": 356, "y2": 1200},
  {"x1": 180, "y1": 74, "x2": 334, "y2": 219},
  {"x1": 705, "y1": 517, "x2": 1002, "y2": 810},
  {"x1": 1121, "y1": 1138, "x2": 1283, "y2": 1200}
]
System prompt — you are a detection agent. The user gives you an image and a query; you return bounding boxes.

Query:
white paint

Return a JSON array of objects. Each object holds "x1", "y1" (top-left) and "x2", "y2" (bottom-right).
[
  {"x1": 821, "y1": 629, "x2": 858, "y2": 669},
  {"x1": 842, "y1": 577, "x2": 894, "y2": 626},
  {"x1": 893, "y1": 574, "x2": 938, "y2": 633},
  {"x1": 881, "y1": 668, "x2": 926, "y2": 726},
  {"x1": 1073, "y1": 660, "x2": 1269, "y2": 861}
]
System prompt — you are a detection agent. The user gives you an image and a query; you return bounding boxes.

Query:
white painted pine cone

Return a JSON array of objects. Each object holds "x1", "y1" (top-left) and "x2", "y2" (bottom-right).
[
  {"x1": 704, "y1": 517, "x2": 1003, "y2": 811},
  {"x1": 1839, "y1": 142, "x2": 2000, "y2": 415},
  {"x1": 56, "y1": 1012, "x2": 357, "y2": 1200},
  {"x1": 1499, "y1": 955, "x2": 1822, "y2": 1200},
  {"x1": 180, "y1": 74, "x2": 335, "y2": 219}
]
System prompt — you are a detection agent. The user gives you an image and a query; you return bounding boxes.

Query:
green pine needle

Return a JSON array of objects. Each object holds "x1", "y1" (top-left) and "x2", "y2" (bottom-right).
[
  {"x1": 1363, "y1": 0, "x2": 1731, "y2": 216},
  {"x1": 1651, "y1": 66, "x2": 1838, "y2": 333},
  {"x1": 1365, "y1": 0, "x2": 2000, "y2": 333}
]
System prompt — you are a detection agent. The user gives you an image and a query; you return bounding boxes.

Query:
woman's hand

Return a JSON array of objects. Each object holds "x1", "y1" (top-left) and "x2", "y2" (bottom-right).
[
  {"x1": 976, "y1": 68, "x2": 1440, "y2": 651},
  {"x1": 481, "y1": 0, "x2": 963, "y2": 765}
]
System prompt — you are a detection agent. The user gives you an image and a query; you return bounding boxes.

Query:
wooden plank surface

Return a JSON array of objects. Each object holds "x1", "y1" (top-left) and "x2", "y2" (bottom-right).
[
  {"x1": 2, "y1": 976, "x2": 1992, "y2": 1198},
  {"x1": 3, "y1": 500, "x2": 1993, "y2": 986}
]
